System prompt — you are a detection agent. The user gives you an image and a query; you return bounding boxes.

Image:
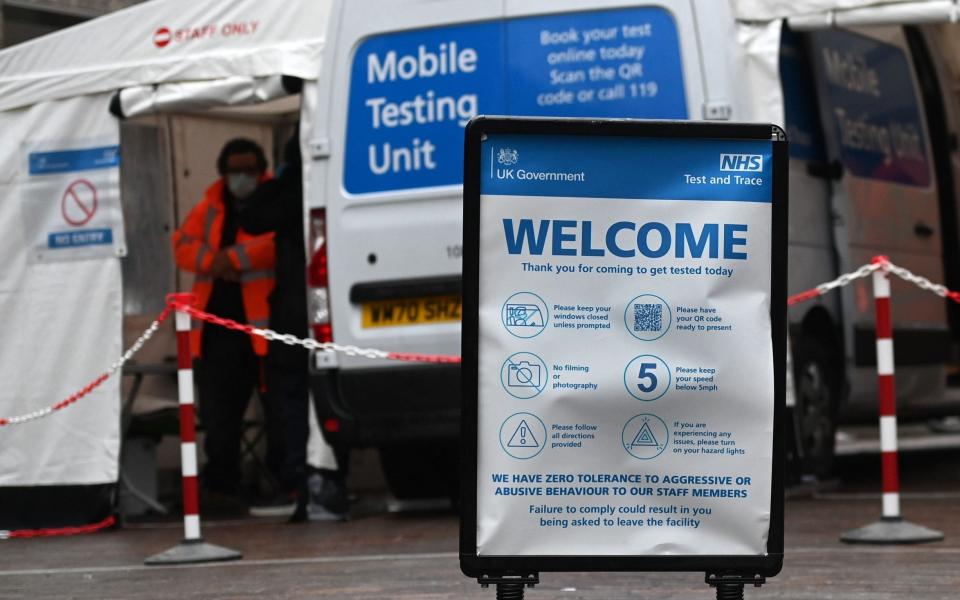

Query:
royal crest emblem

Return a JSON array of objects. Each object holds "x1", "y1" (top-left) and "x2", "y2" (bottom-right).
[{"x1": 497, "y1": 148, "x2": 519, "y2": 166}]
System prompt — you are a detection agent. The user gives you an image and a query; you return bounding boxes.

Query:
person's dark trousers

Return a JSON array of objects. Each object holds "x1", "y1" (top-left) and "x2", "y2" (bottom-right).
[
  {"x1": 265, "y1": 360, "x2": 309, "y2": 494},
  {"x1": 196, "y1": 325, "x2": 283, "y2": 494},
  {"x1": 259, "y1": 378, "x2": 287, "y2": 492}
]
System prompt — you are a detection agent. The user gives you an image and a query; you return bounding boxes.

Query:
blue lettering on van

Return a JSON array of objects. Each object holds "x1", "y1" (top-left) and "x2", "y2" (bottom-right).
[
  {"x1": 345, "y1": 7, "x2": 687, "y2": 194},
  {"x1": 505, "y1": 8, "x2": 687, "y2": 120},
  {"x1": 502, "y1": 219, "x2": 748, "y2": 260},
  {"x1": 809, "y1": 29, "x2": 930, "y2": 187},
  {"x1": 345, "y1": 22, "x2": 503, "y2": 195}
]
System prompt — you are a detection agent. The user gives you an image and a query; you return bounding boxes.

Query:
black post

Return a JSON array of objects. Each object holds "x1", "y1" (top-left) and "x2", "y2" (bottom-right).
[
  {"x1": 714, "y1": 581, "x2": 745, "y2": 600},
  {"x1": 706, "y1": 574, "x2": 762, "y2": 599},
  {"x1": 495, "y1": 582, "x2": 525, "y2": 599}
]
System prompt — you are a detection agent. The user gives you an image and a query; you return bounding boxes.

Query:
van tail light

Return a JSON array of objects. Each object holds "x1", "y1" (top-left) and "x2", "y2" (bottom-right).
[{"x1": 308, "y1": 208, "x2": 332, "y2": 343}]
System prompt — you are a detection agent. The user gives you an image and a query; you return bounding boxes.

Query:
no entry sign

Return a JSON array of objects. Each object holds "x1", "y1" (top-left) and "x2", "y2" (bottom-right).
[
  {"x1": 460, "y1": 118, "x2": 787, "y2": 589},
  {"x1": 20, "y1": 142, "x2": 124, "y2": 263},
  {"x1": 61, "y1": 179, "x2": 98, "y2": 226}
]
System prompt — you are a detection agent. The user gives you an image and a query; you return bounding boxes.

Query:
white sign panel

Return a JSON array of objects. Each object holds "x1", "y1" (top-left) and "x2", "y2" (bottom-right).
[
  {"x1": 20, "y1": 140, "x2": 126, "y2": 263},
  {"x1": 470, "y1": 124, "x2": 782, "y2": 560}
]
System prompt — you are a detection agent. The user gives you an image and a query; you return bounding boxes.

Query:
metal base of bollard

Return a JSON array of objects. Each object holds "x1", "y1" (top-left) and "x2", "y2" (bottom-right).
[
  {"x1": 144, "y1": 539, "x2": 242, "y2": 565},
  {"x1": 840, "y1": 518, "x2": 944, "y2": 544}
]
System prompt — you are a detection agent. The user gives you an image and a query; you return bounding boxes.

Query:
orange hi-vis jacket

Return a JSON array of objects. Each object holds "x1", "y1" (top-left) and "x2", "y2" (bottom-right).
[{"x1": 172, "y1": 178, "x2": 275, "y2": 357}]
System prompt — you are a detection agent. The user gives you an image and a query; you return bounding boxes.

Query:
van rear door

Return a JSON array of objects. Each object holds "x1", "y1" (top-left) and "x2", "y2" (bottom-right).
[{"x1": 807, "y1": 27, "x2": 948, "y2": 412}]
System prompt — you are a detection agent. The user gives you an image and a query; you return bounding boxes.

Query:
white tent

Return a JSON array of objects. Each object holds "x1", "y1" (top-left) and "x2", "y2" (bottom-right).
[{"x1": 0, "y1": 0, "x2": 329, "y2": 526}]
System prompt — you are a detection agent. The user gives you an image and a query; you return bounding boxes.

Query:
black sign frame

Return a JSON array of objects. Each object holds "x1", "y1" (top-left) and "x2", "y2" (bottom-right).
[{"x1": 460, "y1": 117, "x2": 787, "y2": 580}]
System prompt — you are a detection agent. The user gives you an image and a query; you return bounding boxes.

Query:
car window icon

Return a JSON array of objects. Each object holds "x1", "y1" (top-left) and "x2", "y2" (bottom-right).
[
  {"x1": 505, "y1": 304, "x2": 544, "y2": 327},
  {"x1": 501, "y1": 292, "x2": 549, "y2": 339}
]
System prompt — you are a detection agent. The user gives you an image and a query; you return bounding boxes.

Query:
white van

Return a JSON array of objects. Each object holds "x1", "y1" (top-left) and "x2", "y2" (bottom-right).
[{"x1": 302, "y1": 0, "x2": 960, "y2": 495}]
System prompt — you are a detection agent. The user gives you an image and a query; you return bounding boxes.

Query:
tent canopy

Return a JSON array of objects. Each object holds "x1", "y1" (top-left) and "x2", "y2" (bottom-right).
[
  {"x1": 0, "y1": 0, "x2": 330, "y2": 113},
  {"x1": 729, "y1": 0, "x2": 955, "y2": 21}
]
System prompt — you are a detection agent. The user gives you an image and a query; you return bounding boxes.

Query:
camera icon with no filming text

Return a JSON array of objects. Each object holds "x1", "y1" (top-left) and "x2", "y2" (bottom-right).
[
  {"x1": 508, "y1": 360, "x2": 542, "y2": 388},
  {"x1": 500, "y1": 352, "x2": 547, "y2": 399}
]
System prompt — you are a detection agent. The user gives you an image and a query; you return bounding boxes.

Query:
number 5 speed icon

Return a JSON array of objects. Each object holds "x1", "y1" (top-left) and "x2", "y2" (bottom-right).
[{"x1": 623, "y1": 355, "x2": 671, "y2": 401}]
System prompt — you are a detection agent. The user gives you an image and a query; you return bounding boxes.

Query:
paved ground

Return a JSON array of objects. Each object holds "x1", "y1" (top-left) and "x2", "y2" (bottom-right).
[{"x1": 2, "y1": 443, "x2": 958, "y2": 599}]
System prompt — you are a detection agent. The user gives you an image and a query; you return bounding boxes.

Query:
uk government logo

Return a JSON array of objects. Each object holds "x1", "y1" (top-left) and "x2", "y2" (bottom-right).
[{"x1": 497, "y1": 148, "x2": 518, "y2": 166}]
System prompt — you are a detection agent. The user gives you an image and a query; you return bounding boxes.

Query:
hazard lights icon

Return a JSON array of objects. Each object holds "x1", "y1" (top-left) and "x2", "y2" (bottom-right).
[{"x1": 153, "y1": 27, "x2": 171, "y2": 48}]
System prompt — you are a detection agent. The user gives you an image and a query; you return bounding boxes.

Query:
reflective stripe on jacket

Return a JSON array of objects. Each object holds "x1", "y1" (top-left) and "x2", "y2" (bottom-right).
[{"x1": 172, "y1": 178, "x2": 275, "y2": 357}]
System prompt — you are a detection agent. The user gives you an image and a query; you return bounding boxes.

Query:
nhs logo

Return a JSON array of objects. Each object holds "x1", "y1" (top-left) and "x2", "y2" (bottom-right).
[{"x1": 720, "y1": 154, "x2": 763, "y2": 172}]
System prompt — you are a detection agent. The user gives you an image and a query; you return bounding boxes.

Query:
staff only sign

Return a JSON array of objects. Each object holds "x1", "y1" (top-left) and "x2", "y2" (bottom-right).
[
  {"x1": 20, "y1": 140, "x2": 127, "y2": 263},
  {"x1": 460, "y1": 118, "x2": 787, "y2": 594}
]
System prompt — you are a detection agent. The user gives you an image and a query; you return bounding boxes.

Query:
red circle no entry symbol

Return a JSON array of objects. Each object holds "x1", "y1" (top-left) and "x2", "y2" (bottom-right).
[
  {"x1": 154, "y1": 27, "x2": 171, "y2": 48},
  {"x1": 61, "y1": 179, "x2": 98, "y2": 227}
]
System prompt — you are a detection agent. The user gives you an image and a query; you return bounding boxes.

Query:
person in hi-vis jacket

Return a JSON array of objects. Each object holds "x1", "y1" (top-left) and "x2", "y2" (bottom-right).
[{"x1": 172, "y1": 138, "x2": 281, "y2": 502}]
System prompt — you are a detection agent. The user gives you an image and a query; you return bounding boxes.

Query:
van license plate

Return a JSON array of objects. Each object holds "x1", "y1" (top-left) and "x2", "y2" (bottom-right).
[{"x1": 361, "y1": 295, "x2": 461, "y2": 328}]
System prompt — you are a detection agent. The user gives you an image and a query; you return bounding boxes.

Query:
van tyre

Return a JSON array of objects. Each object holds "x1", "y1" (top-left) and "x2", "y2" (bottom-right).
[{"x1": 793, "y1": 338, "x2": 840, "y2": 479}]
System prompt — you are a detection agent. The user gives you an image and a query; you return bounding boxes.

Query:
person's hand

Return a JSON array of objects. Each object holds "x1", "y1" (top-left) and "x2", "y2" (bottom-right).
[{"x1": 209, "y1": 249, "x2": 240, "y2": 281}]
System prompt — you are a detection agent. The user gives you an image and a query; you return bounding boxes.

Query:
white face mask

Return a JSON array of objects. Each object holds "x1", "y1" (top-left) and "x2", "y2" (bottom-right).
[{"x1": 227, "y1": 173, "x2": 258, "y2": 199}]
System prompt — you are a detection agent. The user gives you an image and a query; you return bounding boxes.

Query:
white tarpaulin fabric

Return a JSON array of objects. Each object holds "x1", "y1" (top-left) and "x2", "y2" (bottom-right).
[
  {"x1": 0, "y1": 0, "x2": 330, "y2": 113},
  {"x1": 788, "y1": 1, "x2": 960, "y2": 29},
  {"x1": 0, "y1": 93, "x2": 123, "y2": 486},
  {"x1": 729, "y1": 0, "x2": 917, "y2": 21},
  {"x1": 118, "y1": 75, "x2": 290, "y2": 119},
  {"x1": 735, "y1": 20, "x2": 786, "y2": 128}
]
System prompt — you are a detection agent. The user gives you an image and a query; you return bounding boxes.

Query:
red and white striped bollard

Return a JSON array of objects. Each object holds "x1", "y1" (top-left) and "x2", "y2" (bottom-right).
[
  {"x1": 176, "y1": 304, "x2": 202, "y2": 541},
  {"x1": 873, "y1": 268, "x2": 900, "y2": 520},
  {"x1": 840, "y1": 259, "x2": 943, "y2": 544},
  {"x1": 145, "y1": 294, "x2": 242, "y2": 564}
]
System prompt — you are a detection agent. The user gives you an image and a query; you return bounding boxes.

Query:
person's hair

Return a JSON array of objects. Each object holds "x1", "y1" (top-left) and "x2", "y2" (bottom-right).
[{"x1": 216, "y1": 138, "x2": 268, "y2": 175}]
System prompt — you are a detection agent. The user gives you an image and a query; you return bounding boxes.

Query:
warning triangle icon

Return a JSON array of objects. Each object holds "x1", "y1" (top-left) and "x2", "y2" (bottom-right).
[
  {"x1": 630, "y1": 422, "x2": 660, "y2": 448},
  {"x1": 507, "y1": 420, "x2": 540, "y2": 448}
]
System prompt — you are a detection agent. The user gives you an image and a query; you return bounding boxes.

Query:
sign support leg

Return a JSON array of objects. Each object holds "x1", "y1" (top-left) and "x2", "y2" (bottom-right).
[
  {"x1": 478, "y1": 574, "x2": 538, "y2": 598},
  {"x1": 706, "y1": 574, "x2": 763, "y2": 598},
  {"x1": 495, "y1": 582, "x2": 525, "y2": 599},
  {"x1": 713, "y1": 582, "x2": 744, "y2": 600}
]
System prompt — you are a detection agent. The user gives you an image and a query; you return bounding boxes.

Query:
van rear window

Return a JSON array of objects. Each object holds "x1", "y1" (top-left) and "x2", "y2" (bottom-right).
[{"x1": 344, "y1": 7, "x2": 687, "y2": 195}]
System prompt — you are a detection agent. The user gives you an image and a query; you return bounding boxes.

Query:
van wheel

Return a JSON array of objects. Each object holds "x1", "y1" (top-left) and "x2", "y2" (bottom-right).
[
  {"x1": 793, "y1": 338, "x2": 840, "y2": 478},
  {"x1": 378, "y1": 442, "x2": 459, "y2": 501}
]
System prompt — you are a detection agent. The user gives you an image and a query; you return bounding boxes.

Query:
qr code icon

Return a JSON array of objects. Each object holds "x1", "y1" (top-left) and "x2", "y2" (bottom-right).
[{"x1": 633, "y1": 303, "x2": 662, "y2": 333}]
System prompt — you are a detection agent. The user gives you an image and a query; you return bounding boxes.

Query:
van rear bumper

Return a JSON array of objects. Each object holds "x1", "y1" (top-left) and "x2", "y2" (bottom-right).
[
  {"x1": 853, "y1": 326, "x2": 951, "y2": 367},
  {"x1": 310, "y1": 364, "x2": 460, "y2": 447}
]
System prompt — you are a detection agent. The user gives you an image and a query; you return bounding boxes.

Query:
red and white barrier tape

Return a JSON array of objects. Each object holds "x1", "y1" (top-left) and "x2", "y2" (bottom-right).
[
  {"x1": 0, "y1": 307, "x2": 172, "y2": 427},
  {"x1": 0, "y1": 515, "x2": 115, "y2": 540},
  {"x1": 788, "y1": 255, "x2": 960, "y2": 306},
  {"x1": 167, "y1": 296, "x2": 462, "y2": 365},
  {"x1": 3, "y1": 254, "x2": 958, "y2": 428}
]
